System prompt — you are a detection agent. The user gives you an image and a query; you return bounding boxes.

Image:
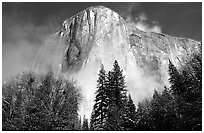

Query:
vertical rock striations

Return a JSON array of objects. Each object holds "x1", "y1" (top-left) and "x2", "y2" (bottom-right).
[{"x1": 58, "y1": 6, "x2": 201, "y2": 86}]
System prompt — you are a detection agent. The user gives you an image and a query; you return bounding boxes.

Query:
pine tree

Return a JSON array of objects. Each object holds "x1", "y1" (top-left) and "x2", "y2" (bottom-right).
[
  {"x1": 151, "y1": 89, "x2": 171, "y2": 130},
  {"x1": 106, "y1": 60, "x2": 127, "y2": 130},
  {"x1": 182, "y1": 51, "x2": 202, "y2": 103},
  {"x1": 135, "y1": 98, "x2": 152, "y2": 130},
  {"x1": 90, "y1": 65, "x2": 109, "y2": 130},
  {"x1": 82, "y1": 115, "x2": 89, "y2": 130},
  {"x1": 168, "y1": 51, "x2": 202, "y2": 130},
  {"x1": 122, "y1": 94, "x2": 137, "y2": 130},
  {"x1": 105, "y1": 71, "x2": 119, "y2": 130},
  {"x1": 168, "y1": 60, "x2": 184, "y2": 96},
  {"x1": 158, "y1": 87, "x2": 176, "y2": 130},
  {"x1": 76, "y1": 116, "x2": 82, "y2": 130},
  {"x1": 89, "y1": 111, "x2": 94, "y2": 130},
  {"x1": 179, "y1": 52, "x2": 202, "y2": 130}
]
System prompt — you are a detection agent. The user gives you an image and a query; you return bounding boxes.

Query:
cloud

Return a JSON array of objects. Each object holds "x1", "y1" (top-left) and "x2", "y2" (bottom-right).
[
  {"x1": 2, "y1": 9, "x2": 61, "y2": 81},
  {"x1": 125, "y1": 57, "x2": 163, "y2": 104},
  {"x1": 135, "y1": 22, "x2": 162, "y2": 33},
  {"x1": 70, "y1": 52, "x2": 163, "y2": 119},
  {"x1": 119, "y1": 3, "x2": 162, "y2": 33},
  {"x1": 71, "y1": 59, "x2": 100, "y2": 119},
  {"x1": 117, "y1": 3, "x2": 140, "y2": 17},
  {"x1": 127, "y1": 12, "x2": 162, "y2": 33},
  {"x1": 135, "y1": 13, "x2": 162, "y2": 33}
]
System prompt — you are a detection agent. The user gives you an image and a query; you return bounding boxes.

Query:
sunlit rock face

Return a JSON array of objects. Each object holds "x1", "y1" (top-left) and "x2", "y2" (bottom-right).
[
  {"x1": 56, "y1": 6, "x2": 201, "y2": 117},
  {"x1": 59, "y1": 5, "x2": 200, "y2": 84},
  {"x1": 59, "y1": 6, "x2": 130, "y2": 73}
]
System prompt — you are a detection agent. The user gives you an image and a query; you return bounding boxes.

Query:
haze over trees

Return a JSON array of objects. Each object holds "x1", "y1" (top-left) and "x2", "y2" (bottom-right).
[
  {"x1": 90, "y1": 49, "x2": 202, "y2": 131},
  {"x1": 2, "y1": 48, "x2": 202, "y2": 131}
]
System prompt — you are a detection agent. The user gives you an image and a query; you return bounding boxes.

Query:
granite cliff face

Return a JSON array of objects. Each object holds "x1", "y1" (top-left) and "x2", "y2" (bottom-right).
[
  {"x1": 58, "y1": 6, "x2": 201, "y2": 85},
  {"x1": 59, "y1": 6, "x2": 130, "y2": 72},
  {"x1": 52, "y1": 6, "x2": 202, "y2": 117}
]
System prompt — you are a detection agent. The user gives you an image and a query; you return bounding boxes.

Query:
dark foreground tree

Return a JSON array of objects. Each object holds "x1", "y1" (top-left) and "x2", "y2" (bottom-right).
[
  {"x1": 179, "y1": 52, "x2": 202, "y2": 130},
  {"x1": 82, "y1": 115, "x2": 89, "y2": 130},
  {"x1": 91, "y1": 61, "x2": 130, "y2": 131},
  {"x1": 168, "y1": 60, "x2": 185, "y2": 96},
  {"x1": 135, "y1": 98, "x2": 153, "y2": 130},
  {"x1": 90, "y1": 65, "x2": 109, "y2": 130},
  {"x1": 2, "y1": 71, "x2": 80, "y2": 131},
  {"x1": 168, "y1": 50, "x2": 202, "y2": 131},
  {"x1": 105, "y1": 60, "x2": 128, "y2": 130},
  {"x1": 122, "y1": 94, "x2": 137, "y2": 130}
]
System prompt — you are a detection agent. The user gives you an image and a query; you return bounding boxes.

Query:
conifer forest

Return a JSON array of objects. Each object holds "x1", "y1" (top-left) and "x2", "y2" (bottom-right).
[
  {"x1": 3, "y1": 2, "x2": 202, "y2": 131},
  {"x1": 2, "y1": 49, "x2": 202, "y2": 131}
]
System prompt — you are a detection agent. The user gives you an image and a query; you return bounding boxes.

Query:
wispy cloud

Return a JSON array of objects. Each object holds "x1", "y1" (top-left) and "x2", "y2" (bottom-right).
[
  {"x1": 126, "y1": 12, "x2": 162, "y2": 33},
  {"x1": 2, "y1": 9, "x2": 60, "y2": 81},
  {"x1": 119, "y1": 3, "x2": 162, "y2": 33}
]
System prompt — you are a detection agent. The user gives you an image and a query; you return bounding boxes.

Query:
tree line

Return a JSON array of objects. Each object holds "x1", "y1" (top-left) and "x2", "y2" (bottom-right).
[
  {"x1": 2, "y1": 47, "x2": 201, "y2": 130},
  {"x1": 90, "y1": 50, "x2": 202, "y2": 130},
  {"x1": 90, "y1": 60, "x2": 136, "y2": 130},
  {"x1": 2, "y1": 72, "x2": 81, "y2": 130}
]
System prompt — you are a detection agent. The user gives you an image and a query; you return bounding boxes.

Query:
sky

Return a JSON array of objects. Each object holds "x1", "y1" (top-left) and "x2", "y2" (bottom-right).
[{"x1": 2, "y1": 2, "x2": 202, "y2": 81}]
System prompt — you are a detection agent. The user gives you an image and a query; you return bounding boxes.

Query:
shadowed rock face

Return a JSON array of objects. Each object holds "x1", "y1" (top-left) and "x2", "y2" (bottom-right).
[{"x1": 58, "y1": 5, "x2": 201, "y2": 85}]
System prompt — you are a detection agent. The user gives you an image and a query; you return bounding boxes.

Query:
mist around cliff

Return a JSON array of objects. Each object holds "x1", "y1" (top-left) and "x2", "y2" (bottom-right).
[
  {"x1": 2, "y1": 3, "x2": 162, "y2": 81},
  {"x1": 69, "y1": 52, "x2": 163, "y2": 118},
  {"x1": 2, "y1": 8, "x2": 165, "y2": 119},
  {"x1": 2, "y1": 3, "x2": 202, "y2": 131},
  {"x1": 2, "y1": 46, "x2": 201, "y2": 130},
  {"x1": 2, "y1": 5, "x2": 201, "y2": 126},
  {"x1": 2, "y1": 15, "x2": 60, "y2": 81}
]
